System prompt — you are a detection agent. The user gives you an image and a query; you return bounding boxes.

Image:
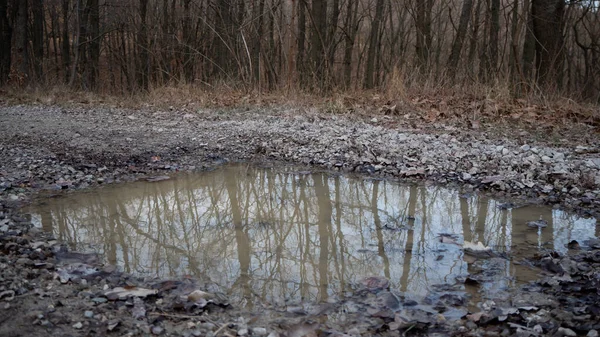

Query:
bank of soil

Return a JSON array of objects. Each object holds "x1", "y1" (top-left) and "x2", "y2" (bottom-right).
[{"x1": 0, "y1": 103, "x2": 599, "y2": 336}]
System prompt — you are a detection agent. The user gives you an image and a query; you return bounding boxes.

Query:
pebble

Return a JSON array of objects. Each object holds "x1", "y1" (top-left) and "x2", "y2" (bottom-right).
[
  {"x1": 520, "y1": 144, "x2": 531, "y2": 152},
  {"x1": 72, "y1": 322, "x2": 83, "y2": 329},
  {"x1": 84, "y1": 310, "x2": 94, "y2": 318},
  {"x1": 588, "y1": 330, "x2": 599, "y2": 337},
  {"x1": 557, "y1": 327, "x2": 577, "y2": 337},
  {"x1": 238, "y1": 328, "x2": 249, "y2": 336},
  {"x1": 91, "y1": 297, "x2": 107, "y2": 304},
  {"x1": 252, "y1": 328, "x2": 268, "y2": 336},
  {"x1": 151, "y1": 325, "x2": 164, "y2": 335}
]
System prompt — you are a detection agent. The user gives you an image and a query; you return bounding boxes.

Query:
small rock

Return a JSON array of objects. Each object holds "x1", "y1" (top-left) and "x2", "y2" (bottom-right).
[
  {"x1": 16, "y1": 258, "x2": 33, "y2": 266},
  {"x1": 501, "y1": 148, "x2": 510, "y2": 156},
  {"x1": 587, "y1": 330, "x2": 599, "y2": 337},
  {"x1": 151, "y1": 326, "x2": 163, "y2": 335},
  {"x1": 91, "y1": 297, "x2": 108, "y2": 304},
  {"x1": 557, "y1": 327, "x2": 577, "y2": 337},
  {"x1": 554, "y1": 152, "x2": 565, "y2": 161},
  {"x1": 527, "y1": 219, "x2": 548, "y2": 228},
  {"x1": 370, "y1": 118, "x2": 378, "y2": 123},
  {"x1": 84, "y1": 311, "x2": 94, "y2": 318},
  {"x1": 107, "y1": 320, "x2": 120, "y2": 331},
  {"x1": 238, "y1": 328, "x2": 249, "y2": 336},
  {"x1": 541, "y1": 155, "x2": 552, "y2": 163},
  {"x1": 252, "y1": 328, "x2": 268, "y2": 336},
  {"x1": 461, "y1": 173, "x2": 472, "y2": 180},
  {"x1": 347, "y1": 327, "x2": 361, "y2": 336},
  {"x1": 520, "y1": 144, "x2": 531, "y2": 152},
  {"x1": 72, "y1": 322, "x2": 84, "y2": 329}
]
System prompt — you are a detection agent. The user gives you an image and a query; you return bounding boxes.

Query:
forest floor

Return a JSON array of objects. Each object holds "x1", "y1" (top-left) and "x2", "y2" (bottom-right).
[{"x1": 0, "y1": 100, "x2": 600, "y2": 337}]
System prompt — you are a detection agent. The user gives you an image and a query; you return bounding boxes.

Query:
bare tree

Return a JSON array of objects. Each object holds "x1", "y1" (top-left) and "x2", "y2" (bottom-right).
[
  {"x1": 531, "y1": 0, "x2": 566, "y2": 87},
  {"x1": 447, "y1": 0, "x2": 474, "y2": 77},
  {"x1": 0, "y1": 0, "x2": 11, "y2": 85},
  {"x1": 364, "y1": 0, "x2": 385, "y2": 89}
]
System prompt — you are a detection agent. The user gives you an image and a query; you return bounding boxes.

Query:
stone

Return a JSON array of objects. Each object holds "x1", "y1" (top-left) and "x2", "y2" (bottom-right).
[
  {"x1": 84, "y1": 311, "x2": 94, "y2": 318},
  {"x1": 557, "y1": 327, "x2": 577, "y2": 337},
  {"x1": 72, "y1": 322, "x2": 83, "y2": 329},
  {"x1": 252, "y1": 328, "x2": 268, "y2": 336},
  {"x1": 554, "y1": 152, "x2": 565, "y2": 161},
  {"x1": 520, "y1": 144, "x2": 531, "y2": 152},
  {"x1": 587, "y1": 330, "x2": 599, "y2": 337}
]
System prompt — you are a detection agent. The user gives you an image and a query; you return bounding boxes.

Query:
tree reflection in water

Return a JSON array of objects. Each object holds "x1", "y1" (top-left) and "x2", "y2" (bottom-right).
[{"x1": 27, "y1": 166, "x2": 597, "y2": 306}]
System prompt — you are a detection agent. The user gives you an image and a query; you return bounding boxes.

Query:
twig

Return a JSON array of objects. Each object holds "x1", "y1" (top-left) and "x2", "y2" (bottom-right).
[{"x1": 148, "y1": 311, "x2": 200, "y2": 319}]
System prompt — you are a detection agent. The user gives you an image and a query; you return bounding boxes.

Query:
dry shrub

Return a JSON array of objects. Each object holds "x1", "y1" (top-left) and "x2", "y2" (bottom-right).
[{"x1": 1, "y1": 78, "x2": 598, "y2": 131}]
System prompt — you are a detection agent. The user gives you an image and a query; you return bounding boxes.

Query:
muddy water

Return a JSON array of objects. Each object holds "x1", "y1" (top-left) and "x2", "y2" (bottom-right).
[{"x1": 27, "y1": 166, "x2": 598, "y2": 308}]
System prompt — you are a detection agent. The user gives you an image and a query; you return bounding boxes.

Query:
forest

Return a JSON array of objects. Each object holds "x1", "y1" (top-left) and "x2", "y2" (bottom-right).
[{"x1": 0, "y1": 0, "x2": 598, "y2": 103}]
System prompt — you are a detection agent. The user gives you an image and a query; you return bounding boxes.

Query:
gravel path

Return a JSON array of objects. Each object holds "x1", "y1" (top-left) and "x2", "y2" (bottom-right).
[
  {"x1": 1, "y1": 104, "x2": 599, "y2": 214},
  {"x1": 1, "y1": 103, "x2": 600, "y2": 337}
]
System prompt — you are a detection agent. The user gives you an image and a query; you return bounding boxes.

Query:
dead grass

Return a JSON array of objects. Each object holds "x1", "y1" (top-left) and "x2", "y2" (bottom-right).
[{"x1": 1, "y1": 81, "x2": 598, "y2": 131}]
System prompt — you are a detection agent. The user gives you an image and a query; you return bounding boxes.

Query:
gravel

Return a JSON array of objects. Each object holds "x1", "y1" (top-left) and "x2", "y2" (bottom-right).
[{"x1": 0, "y1": 103, "x2": 599, "y2": 336}]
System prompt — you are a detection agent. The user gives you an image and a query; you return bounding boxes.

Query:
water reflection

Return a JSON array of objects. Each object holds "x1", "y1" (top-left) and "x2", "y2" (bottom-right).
[{"x1": 27, "y1": 166, "x2": 597, "y2": 306}]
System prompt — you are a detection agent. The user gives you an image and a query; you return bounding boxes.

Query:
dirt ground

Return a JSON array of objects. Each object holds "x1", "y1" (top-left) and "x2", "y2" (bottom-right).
[{"x1": 1, "y1": 103, "x2": 599, "y2": 336}]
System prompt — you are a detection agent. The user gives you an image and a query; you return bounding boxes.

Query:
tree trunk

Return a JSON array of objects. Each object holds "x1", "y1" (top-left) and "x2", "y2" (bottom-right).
[
  {"x1": 32, "y1": 0, "x2": 44, "y2": 81},
  {"x1": 364, "y1": 0, "x2": 384, "y2": 89},
  {"x1": 137, "y1": 0, "x2": 149, "y2": 90},
  {"x1": 296, "y1": 0, "x2": 306, "y2": 85},
  {"x1": 467, "y1": 0, "x2": 482, "y2": 76},
  {"x1": 327, "y1": 0, "x2": 340, "y2": 78},
  {"x1": 0, "y1": 0, "x2": 11, "y2": 85},
  {"x1": 88, "y1": 0, "x2": 99, "y2": 89},
  {"x1": 182, "y1": 0, "x2": 194, "y2": 83},
  {"x1": 447, "y1": 0, "x2": 474, "y2": 77},
  {"x1": 310, "y1": 0, "x2": 327, "y2": 89},
  {"x1": 14, "y1": 0, "x2": 30, "y2": 85},
  {"x1": 342, "y1": 0, "x2": 358, "y2": 88},
  {"x1": 508, "y1": 0, "x2": 520, "y2": 84},
  {"x1": 531, "y1": 0, "x2": 565, "y2": 87},
  {"x1": 488, "y1": 0, "x2": 500, "y2": 78},
  {"x1": 253, "y1": 0, "x2": 265, "y2": 85},
  {"x1": 62, "y1": 0, "x2": 70, "y2": 83},
  {"x1": 414, "y1": 0, "x2": 433, "y2": 69},
  {"x1": 522, "y1": 0, "x2": 535, "y2": 82},
  {"x1": 214, "y1": 0, "x2": 233, "y2": 78},
  {"x1": 478, "y1": 0, "x2": 490, "y2": 82}
]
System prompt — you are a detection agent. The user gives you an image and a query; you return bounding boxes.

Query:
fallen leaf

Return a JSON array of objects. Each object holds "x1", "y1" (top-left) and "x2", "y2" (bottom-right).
[
  {"x1": 187, "y1": 290, "x2": 214, "y2": 303},
  {"x1": 463, "y1": 241, "x2": 491, "y2": 252},
  {"x1": 104, "y1": 286, "x2": 158, "y2": 300},
  {"x1": 467, "y1": 312, "x2": 485, "y2": 322}
]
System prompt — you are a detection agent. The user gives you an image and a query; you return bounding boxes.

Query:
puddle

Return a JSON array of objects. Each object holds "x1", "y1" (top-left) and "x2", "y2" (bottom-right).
[{"x1": 26, "y1": 165, "x2": 598, "y2": 309}]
